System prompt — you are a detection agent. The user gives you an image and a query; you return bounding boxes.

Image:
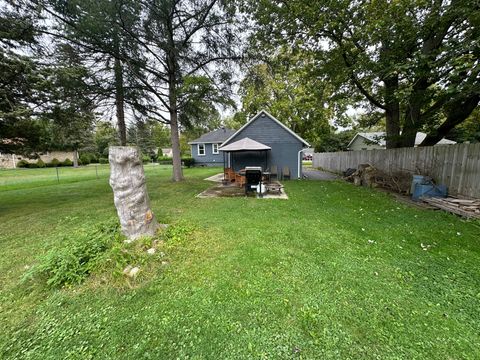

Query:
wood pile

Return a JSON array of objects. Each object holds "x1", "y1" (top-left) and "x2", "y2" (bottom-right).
[
  {"x1": 421, "y1": 197, "x2": 480, "y2": 219},
  {"x1": 345, "y1": 164, "x2": 411, "y2": 194}
]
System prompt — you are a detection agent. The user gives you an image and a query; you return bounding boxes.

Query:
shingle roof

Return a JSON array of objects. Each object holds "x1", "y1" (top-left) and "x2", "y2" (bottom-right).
[
  {"x1": 219, "y1": 137, "x2": 271, "y2": 152},
  {"x1": 349, "y1": 131, "x2": 456, "y2": 147},
  {"x1": 188, "y1": 128, "x2": 236, "y2": 144}
]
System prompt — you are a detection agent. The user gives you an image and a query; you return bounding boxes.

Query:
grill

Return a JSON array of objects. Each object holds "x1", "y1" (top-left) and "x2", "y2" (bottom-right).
[{"x1": 245, "y1": 166, "x2": 263, "y2": 196}]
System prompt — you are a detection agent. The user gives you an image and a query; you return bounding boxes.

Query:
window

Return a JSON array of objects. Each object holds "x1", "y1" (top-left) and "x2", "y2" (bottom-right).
[
  {"x1": 212, "y1": 143, "x2": 219, "y2": 154},
  {"x1": 198, "y1": 143, "x2": 205, "y2": 156}
]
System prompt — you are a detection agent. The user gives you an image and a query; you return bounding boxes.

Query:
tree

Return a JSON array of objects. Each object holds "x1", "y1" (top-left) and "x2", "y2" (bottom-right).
[
  {"x1": 236, "y1": 50, "x2": 346, "y2": 146},
  {"x1": 94, "y1": 121, "x2": 119, "y2": 157},
  {"x1": 247, "y1": 0, "x2": 480, "y2": 148},
  {"x1": 0, "y1": 4, "x2": 47, "y2": 155},
  {"x1": 35, "y1": 0, "x2": 242, "y2": 181}
]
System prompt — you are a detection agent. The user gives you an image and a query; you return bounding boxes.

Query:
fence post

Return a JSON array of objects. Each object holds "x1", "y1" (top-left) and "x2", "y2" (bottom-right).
[{"x1": 55, "y1": 167, "x2": 59, "y2": 183}]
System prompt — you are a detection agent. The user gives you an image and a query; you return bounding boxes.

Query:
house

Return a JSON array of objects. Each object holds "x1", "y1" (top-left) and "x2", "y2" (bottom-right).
[
  {"x1": 347, "y1": 132, "x2": 456, "y2": 151},
  {"x1": 219, "y1": 110, "x2": 310, "y2": 179},
  {"x1": 0, "y1": 151, "x2": 75, "y2": 169},
  {"x1": 188, "y1": 127, "x2": 236, "y2": 166},
  {"x1": 160, "y1": 148, "x2": 173, "y2": 158}
]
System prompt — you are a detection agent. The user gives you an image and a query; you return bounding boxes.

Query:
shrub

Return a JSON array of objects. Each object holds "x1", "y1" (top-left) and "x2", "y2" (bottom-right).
[
  {"x1": 62, "y1": 158, "x2": 73, "y2": 167},
  {"x1": 142, "y1": 154, "x2": 151, "y2": 163},
  {"x1": 181, "y1": 157, "x2": 195, "y2": 168},
  {"x1": 27, "y1": 162, "x2": 38, "y2": 168},
  {"x1": 22, "y1": 220, "x2": 121, "y2": 288},
  {"x1": 36, "y1": 159, "x2": 46, "y2": 168},
  {"x1": 79, "y1": 153, "x2": 91, "y2": 165},
  {"x1": 16, "y1": 160, "x2": 29, "y2": 168},
  {"x1": 99, "y1": 157, "x2": 108, "y2": 164},
  {"x1": 48, "y1": 158, "x2": 60, "y2": 167}
]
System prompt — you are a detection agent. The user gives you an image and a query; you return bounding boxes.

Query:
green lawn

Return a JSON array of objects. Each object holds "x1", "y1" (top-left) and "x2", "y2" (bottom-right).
[{"x1": 1, "y1": 166, "x2": 479, "y2": 359}]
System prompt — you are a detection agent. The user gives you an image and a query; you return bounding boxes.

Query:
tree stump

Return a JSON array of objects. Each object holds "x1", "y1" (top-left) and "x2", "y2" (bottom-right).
[{"x1": 109, "y1": 146, "x2": 158, "y2": 241}]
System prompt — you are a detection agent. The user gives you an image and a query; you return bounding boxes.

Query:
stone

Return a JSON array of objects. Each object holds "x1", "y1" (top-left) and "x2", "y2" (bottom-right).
[{"x1": 128, "y1": 266, "x2": 140, "y2": 278}]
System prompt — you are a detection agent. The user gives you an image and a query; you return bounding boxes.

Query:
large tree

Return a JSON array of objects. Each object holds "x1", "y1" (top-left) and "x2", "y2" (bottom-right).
[
  {"x1": 0, "y1": 4, "x2": 47, "y2": 155},
  {"x1": 247, "y1": 0, "x2": 480, "y2": 148},
  {"x1": 35, "y1": 0, "x2": 242, "y2": 181}
]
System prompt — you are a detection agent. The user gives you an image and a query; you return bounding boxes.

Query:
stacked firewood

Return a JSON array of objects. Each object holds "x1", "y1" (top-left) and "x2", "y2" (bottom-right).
[
  {"x1": 422, "y1": 197, "x2": 480, "y2": 219},
  {"x1": 344, "y1": 164, "x2": 411, "y2": 194}
]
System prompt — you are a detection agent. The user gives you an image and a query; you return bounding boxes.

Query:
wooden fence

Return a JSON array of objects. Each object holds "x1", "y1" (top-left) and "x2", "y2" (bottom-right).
[{"x1": 313, "y1": 143, "x2": 480, "y2": 198}]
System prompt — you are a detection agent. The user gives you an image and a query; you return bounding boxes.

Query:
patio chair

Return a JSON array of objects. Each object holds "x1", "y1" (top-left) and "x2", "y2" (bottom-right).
[
  {"x1": 270, "y1": 165, "x2": 278, "y2": 180},
  {"x1": 224, "y1": 167, "x2": 235, "y2": 182},
  {"x1": 283, "y1": 166, "x2": 291, "y2": 180},
  {"x1": 235, "y1": 173, "x2": 245, "y2": 187}
]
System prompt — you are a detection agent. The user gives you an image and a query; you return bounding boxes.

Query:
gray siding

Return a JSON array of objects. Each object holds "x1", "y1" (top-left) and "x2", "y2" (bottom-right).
[
  {"x1": 225, "y1": 114, "x2": 304, "y2": 179},
  {"x1": 191, "y1": 143, "x2": 224, "y2": 166}
]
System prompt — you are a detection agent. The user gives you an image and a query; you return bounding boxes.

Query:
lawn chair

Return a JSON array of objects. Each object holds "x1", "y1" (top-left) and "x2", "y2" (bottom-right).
[
  {"x1": 235, "y1": 173, "x2": 245, "y2": 187},
  {"x1": 224, "y1": 167, "x2": 235, "y2": 182},
  {"x1": 270, "y1": 165, "x2": 278, "y2": 180},
  {"x1": 282, "y1": 166, "x2": 291, "y2": 180}
]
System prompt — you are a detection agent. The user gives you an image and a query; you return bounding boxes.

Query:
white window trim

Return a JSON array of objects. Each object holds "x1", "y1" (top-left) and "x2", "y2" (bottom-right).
[
  {"x1": 212, "y1": 143, "x2": 219, "y2": 154},
  {"x1": 197, "y1": 143, "x2": 206, "y2": 156}
]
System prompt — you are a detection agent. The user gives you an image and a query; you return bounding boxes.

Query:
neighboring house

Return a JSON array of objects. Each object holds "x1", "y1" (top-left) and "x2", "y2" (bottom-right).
[
  {"x1": 0, "y1": 151, "x2": 75, "y2": 169},
  {"x1": 347, "y1": 132, "x2": 456, "y2": 151},
  {"x1": 188, "y1": 127, "x2": 236, "y2": 166},
  {"x1": 161, "y1": 148, "x2": 173, "y2": 158},
  {"x1": 219, "y1": 110, "x2": 310, "y2": 179}
]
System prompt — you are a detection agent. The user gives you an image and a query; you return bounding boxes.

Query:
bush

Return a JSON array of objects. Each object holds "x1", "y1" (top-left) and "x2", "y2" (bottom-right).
[
  {"x1": 79, "y1": 153, "x2": 91, "y2": 165},
  {"x1": 36, "y1": 159, "x2": 46, "y2": 168},
  {"x1": 22, "y1": 221, "x2": 120, "y2": 288},
  {"x1": 181, "y1": 157, "x2": 195, "y2": 168},
  {"x1": 62, "y1": 158, "x2": 73, "y2": 167},
  {"x1": 27, "y1": 162, "x2": 38, "y2": 168},
  {"x1": 142, "y1": 154, "x2": 151, "y2": 163},
  {"x1": 16, "y1": 160, "x2": 29, "y2": 168},
  {"x1": 99, "y1": 157, "x2": 108, "y2": 164},
  {"x1": 48, "y1": 158, "x2": 60, "y2": 167}
]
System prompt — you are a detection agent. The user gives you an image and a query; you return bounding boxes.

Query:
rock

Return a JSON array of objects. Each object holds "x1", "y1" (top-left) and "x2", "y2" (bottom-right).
[
  {"x1": 123, "y1": 265, "x2": 133, "y2": 275},
  {"x1": 128, "y1": 266, "x2": 140, "y2": 278},
  {"x1": 147, "y1": 248, "x2": 156, "y2": 255}
]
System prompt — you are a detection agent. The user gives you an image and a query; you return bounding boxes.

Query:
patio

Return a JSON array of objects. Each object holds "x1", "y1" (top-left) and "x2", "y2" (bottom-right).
[{"x1": 198, "y1": 173, "x2": 288, "y2": 199}]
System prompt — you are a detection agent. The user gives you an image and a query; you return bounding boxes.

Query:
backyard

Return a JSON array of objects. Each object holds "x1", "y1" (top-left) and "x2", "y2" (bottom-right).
[{"x1": 1, "y1": 166, "x2": 479, "y2": 359}]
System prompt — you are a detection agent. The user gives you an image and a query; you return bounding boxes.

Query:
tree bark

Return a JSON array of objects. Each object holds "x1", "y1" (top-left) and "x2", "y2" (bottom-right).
[
  {"x1": 420, "y1": 94, "x2": 480, "y2": 146},
  {"x1": 384, "y1": 75, "x2": 401, "y2": 148},
  {"x1": 109, "y1": 146, "x2": 159, "y2": 240},
  {"x1": 73, "y1": 149, "x2": 79, "y2": 168},
  {"x1": 114, "y1": 57, "x2": 127, "y2": 146}
]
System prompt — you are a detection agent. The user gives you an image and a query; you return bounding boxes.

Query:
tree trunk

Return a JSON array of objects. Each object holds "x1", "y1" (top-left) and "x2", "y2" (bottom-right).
[
  {"x1": 114, "y1": 57, "x2": 127, "y2": 146},
  {"x1": 73, "y1": 149, "x2": 79, "y2": 168},
  {"x1": 384, "y1": 75, "x2": 401, "y2": 148},
  {"x1": 169, "y1": 108, "x2": 184, "y2": 182},
  {"x1": 109, "y1": 146, "x2": 159, "y2": 240},
  {"x1": 167, "y1": 54, "x2": 184, "y2": 182},
  {"x1": 420, "y1": 94, "x2": 480, "y2": 146}
]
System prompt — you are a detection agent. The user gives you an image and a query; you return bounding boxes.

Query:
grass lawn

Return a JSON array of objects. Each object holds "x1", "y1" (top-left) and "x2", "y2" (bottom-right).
[{"x1": 1, "y1": 166, "x2": 479, "y2": 359}]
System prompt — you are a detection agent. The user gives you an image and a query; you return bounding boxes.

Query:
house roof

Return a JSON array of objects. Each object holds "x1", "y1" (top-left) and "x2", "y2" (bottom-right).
[
  {"x1": 347, "y1": 131, "x2": 456, "y2": 148},
  {"x1": 188, "y1": 127, "x2": 236, "y2": 144},
  {"x1": 219, "y1": 137, "x2": 271, "y2": 152},
  {"x1": 221, "y1": 110, "x2": 310, "y2": 147}
]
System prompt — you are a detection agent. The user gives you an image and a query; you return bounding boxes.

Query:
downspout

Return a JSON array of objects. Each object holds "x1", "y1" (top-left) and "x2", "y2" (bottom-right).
[{"x1": 297, "y1": 149, "x2": 305, "y2": 179}]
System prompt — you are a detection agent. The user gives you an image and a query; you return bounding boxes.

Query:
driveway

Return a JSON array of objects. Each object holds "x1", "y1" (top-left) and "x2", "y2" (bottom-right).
[{"x1": 303, "y1": 168, "x2": 339, "y2": 180}]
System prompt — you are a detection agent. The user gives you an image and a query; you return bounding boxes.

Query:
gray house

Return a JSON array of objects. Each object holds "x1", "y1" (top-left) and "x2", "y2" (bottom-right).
[
  {"x1": 188, "y1": 127, "x2": 236, "y2": 166},
  {"x1": 347, "y1": 131, "x2": 456, "y2": 151},
  {"x1": 219, "y1": 110, "x2": 310, "y2": 179}
]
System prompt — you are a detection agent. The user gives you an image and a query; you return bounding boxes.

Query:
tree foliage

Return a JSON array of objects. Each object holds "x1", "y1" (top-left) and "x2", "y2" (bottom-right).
[{"x1": 247, "y1": 0, "x2": 480, "y2": 148}]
